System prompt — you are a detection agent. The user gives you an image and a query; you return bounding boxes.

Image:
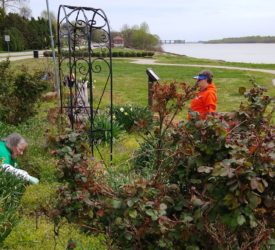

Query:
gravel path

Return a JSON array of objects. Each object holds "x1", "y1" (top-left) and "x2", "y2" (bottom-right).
[{"x1": 131, "y1": 58, "x2": 275, "y2": 87}]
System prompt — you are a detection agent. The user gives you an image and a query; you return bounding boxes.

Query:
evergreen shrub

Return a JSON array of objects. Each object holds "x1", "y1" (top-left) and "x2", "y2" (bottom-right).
[{"x1": 0, "y1": 60, "x2": 49, "y2": 124}]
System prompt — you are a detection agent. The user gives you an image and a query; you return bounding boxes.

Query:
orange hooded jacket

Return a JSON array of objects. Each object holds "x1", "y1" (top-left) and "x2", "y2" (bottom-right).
[{"x1": 189, "y1": 83, "x2": 217, "y2": 119}]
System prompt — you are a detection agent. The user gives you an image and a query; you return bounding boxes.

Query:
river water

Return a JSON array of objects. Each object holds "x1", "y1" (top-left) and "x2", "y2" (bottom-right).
[{"x1": 162, "y1": 43, "x2": 275, "y2": 64}]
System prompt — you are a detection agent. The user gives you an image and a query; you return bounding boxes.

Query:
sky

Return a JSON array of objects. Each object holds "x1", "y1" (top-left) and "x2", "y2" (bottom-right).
[{"x1": 27, "y1": 0, "x2": 275, "y2": 42}]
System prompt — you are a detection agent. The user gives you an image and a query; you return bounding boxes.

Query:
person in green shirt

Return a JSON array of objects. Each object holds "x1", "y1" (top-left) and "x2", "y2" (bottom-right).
[
  {"x1": 0, "y1": 133, "x2": 27, "y2": 167},
  {"x1": 0, "y1": 133, "x2": 39, "y2": 184}
]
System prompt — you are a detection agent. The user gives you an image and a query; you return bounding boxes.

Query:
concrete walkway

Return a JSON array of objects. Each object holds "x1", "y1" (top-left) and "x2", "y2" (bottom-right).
[{"x1": 131, "y1": 58, "x2": 275, "y2": 87}]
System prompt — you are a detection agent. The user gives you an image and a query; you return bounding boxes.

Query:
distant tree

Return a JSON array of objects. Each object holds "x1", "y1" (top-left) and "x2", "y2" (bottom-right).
[
  {"x1": 140, "y1": 22, "x2": 149, "y2": 33},
  {"x1": 40, "y1": 9, "x2": 56, "y2": 24},
  {"x1": 121, "y1": 24, "x2": 133, "y2": 48},
  {"x1": 0, "y1": 0, "x2": 27, "y2": 14},
  {"x1": 19, "y1": 4, "x2": 31, "y2": 19},
  {"x1": 0, "y1": 8, "x2": 5, "y2": 50},
  {"x1": 7, "y1": 27, "x2": 25, "y2": 51},
  {"x1": 121, "y1": 22, "x2": 159, "y2": 50}
]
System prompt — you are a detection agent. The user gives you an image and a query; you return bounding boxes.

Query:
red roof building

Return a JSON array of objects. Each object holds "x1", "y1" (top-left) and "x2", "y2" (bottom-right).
[{"x1": 113, "y1": 36, "x2": 124, "y2": 47}]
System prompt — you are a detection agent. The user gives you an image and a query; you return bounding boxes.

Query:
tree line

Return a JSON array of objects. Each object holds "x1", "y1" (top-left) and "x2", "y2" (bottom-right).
[
  {"x1": 204, "y1": 36, "x2": 275, "y2": 43},
  {"x1": 1, "y1": 0, "x2": 160, "y2": 52},
  {"x1": 112, "y1": 22, "x2": 160, "y2": 51},
  {"x1": 0, "y1": 8, "x2": 56, "y2": 51}
]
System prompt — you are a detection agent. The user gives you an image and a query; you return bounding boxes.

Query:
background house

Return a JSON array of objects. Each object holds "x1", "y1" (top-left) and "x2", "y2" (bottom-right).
[{"x1": 113, "y1": 36, "x2": 124, "y2": 47}]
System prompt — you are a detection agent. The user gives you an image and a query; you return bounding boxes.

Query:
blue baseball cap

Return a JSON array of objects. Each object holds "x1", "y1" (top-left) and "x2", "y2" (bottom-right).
[{"x1": 193, "y1": 74, "x2": 208, "y2": 81}]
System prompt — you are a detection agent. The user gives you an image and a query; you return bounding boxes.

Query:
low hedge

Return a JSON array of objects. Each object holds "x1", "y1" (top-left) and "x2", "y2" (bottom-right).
[{"x1": 43, "y1": 50, "x2": 155, "y2": 58}]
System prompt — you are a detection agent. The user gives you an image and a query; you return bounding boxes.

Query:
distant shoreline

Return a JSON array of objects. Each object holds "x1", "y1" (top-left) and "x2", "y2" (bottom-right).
[{"x1": 201, "y1": 35, "x2": 275, "y2": 44}]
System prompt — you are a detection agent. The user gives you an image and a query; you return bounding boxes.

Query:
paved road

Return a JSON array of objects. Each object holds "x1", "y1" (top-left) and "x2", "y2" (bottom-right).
[{"x1": 0, "y1": 51, "x2": 44, "y2": 61}]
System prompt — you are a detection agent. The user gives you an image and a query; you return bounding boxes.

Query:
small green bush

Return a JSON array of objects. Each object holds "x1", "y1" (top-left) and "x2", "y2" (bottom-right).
[
  {"x1": 118, "y1": 51, "x2": 124, "y2": 57},
  {"x1": 141, "y1": 51, "x2": 147, "y2": 57},
  {"x1": 0, "y1": 60, "x2": 49, "y2": 125},
  {"x1": 112, "y1": 51, "x2": 118, "y2": 57},
  {"x1": 124, "y1": 51, "x2": 131, "y2": 57},
  {"x1": 0, "y1": 121, "x2": 16, "y2": 138},
  {"x1": 91, "y1": 112, "x2": 124, "y2": 144},
  {"x1": 113, "y1": 104, "x2": 153, "y2": 132},
  {"x1": 130, "y1": 51, "x2": 136, "y2": 57},
  {"x1": 92, "y1": 51, "x2": 101, "y2": 57}
]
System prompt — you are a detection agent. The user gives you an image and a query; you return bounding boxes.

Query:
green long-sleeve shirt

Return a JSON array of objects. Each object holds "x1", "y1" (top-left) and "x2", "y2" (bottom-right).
[{"x1": 0, "y1": 141, "x2": 17, "y2": 167}]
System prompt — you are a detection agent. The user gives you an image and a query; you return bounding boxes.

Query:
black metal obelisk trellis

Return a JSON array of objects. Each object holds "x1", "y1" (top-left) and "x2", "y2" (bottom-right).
[{"x1": 57, "y1": 5, "x2": 113, "y2": 164}]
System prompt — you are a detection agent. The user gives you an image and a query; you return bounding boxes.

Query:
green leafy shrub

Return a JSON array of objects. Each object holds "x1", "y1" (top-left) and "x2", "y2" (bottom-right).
[
  {"x1": 0, "y1": 60, "x2": 49, "y2": 125},
  {"x1": 91, "y1": 112, "x2": 124, "y2": 144},
  {"x1": 44, "y1": 49, "x2": 153, "y2": 58},
  {"x1": 130, "y1": 51, "x2": 136, "y2": 57},
  {"x1": 0, "y1": 171, "x2": 25, "y2": 244},
  {"x1": 118, "y1": 51, "x2": 124, "y2": 57},
  {"x1": 124, "y1": 51, "x2": 131, "y2": 57},
  {"x1": 52, "y1": 82, "x2": 275, "y2": 249},
  {"x1": 7, "y1": 27, "x2": 26, "y2": 51},
  {"x1": 0, "y1": 121, "x2": 16, "y2": 138},
  {"x1": 112, "y1": 51, "x2": 118, "y2": 57},
  {"x1": 141, "y1": 51, "x2": 147, "y2": 57},
  {"x1": 113, "y1": 104, "x2": 153, "y2": 132},
  {"x1": 101, "y1": 51, "x2": 107, "y2": 57}
]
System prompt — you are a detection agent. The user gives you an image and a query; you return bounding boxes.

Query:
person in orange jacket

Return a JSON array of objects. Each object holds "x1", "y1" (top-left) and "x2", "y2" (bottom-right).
[{"x1": 189, "y1": 70, "x2": 217, "y2": 119}]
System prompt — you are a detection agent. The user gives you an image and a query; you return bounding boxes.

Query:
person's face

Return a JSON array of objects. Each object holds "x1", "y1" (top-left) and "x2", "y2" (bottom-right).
[
  {"x1": 197, "y1": 79, "x2": 208, "y2": 91},
  {"x1": 11, "y1": 143, "x2": 27, "y2": 158}
]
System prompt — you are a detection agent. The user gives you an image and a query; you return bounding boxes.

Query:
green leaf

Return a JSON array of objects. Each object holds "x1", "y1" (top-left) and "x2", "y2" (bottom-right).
[
  {"x1": 250, "y1": 178, "x2": 265, "y2": 193},
  {"x1": 88, "y1": 210, "x2": 94, "y2": 218},
  {"x1": 114, "y1": 217, "x2": 122, "y2": 225},
  {"x1": 128, "y1": 209, "x2": 138, "y2": 218},
  {"x1": 192, "y1": 198, "x2": 204, "y2": 207},
  {"x1": 249, "y1": 214, "x2": 258, "y2": 228},
  {"x1": 247, "y1": 192, "x2": 262, "y2": 209},
  {"x1": 145, "y1": 209, "x2": 158, "y2": 221},
  {"x1": 125, "y1": 232, "x2": 132, "y2": 240},
  {"x1": 112, "y1": 199, "x2": 122, "y2": 209},
  {"x1": 237, "y1": 214, "x2": 246, "y2": 225},
  {"x1": 267, "y1": 238, "x2": 275, "y2": 245},
  {"x1": 190, "y1": 179, "x2": 201, "y2": 184},
  {"x1": 183, "y1": 214, "x2": 193, "y2": 223},
  {"x1": 127, "y1": 199, "x2": 134, "y2": 207},
  {"x1": 224, "y1": 193, "x2": 240, "y2": 210}
]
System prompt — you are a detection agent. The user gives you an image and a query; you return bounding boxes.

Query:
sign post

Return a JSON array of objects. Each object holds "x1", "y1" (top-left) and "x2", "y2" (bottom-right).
[{"x1": 4, "y1": 35, "x2": 10, "y2": 53}]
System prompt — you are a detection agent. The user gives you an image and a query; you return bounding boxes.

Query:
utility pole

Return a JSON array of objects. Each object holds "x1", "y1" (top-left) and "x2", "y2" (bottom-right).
[{"x1": 46, "y1": 0, "x2": 60, "y2": 97}]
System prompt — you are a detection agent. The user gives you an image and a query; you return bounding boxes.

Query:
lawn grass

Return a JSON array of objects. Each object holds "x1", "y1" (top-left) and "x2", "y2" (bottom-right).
[
  {"x1": 9, "y1": 54, "x2": 275, "y2": 117},
  {"x1": 2, "y1": 52, "x2": 274, "y2": 248},
  {"x1": 155, "y1": 52, "x2": 275, "y2": 70}
]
